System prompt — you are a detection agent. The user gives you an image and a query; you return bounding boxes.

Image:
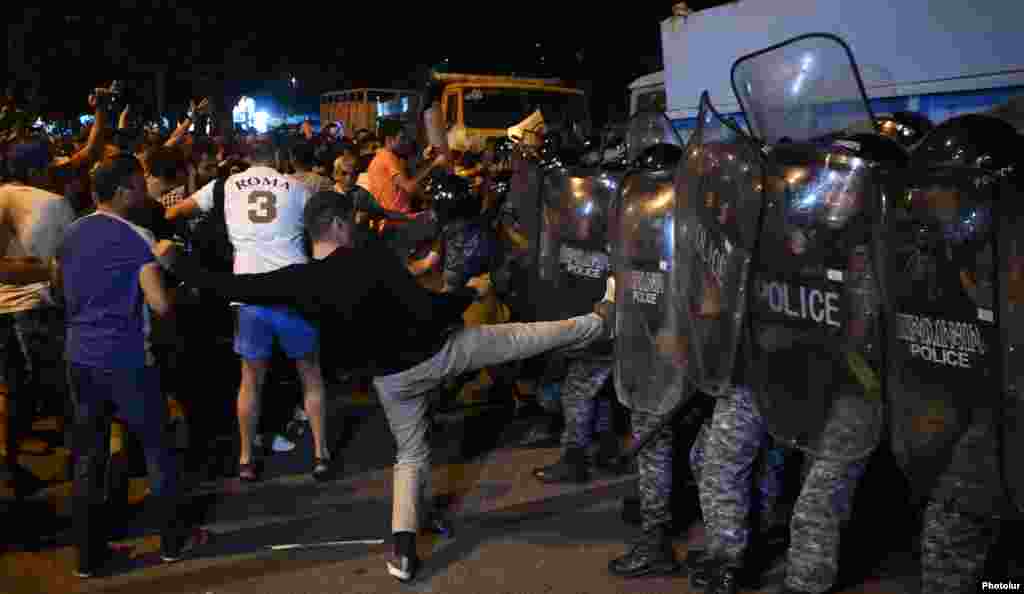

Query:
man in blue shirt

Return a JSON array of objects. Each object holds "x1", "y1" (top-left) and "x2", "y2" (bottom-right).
[{"x1": 57, "y1": 154, "x2": 187, "y2": 577}]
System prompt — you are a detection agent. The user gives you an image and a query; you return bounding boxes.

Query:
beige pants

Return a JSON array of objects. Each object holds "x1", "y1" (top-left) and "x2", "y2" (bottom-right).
[{"x1": 373, "y1": 313, "x2": 604, "y2": 533}]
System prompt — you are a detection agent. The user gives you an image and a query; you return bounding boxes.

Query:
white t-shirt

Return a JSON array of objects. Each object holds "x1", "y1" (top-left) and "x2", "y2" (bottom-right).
[
  {"x1": 193, "y1": 166, "x2": 311, "y2": 275},
  {"x1": 0, "y1": 184, "x2": 77, "y2": 314}
]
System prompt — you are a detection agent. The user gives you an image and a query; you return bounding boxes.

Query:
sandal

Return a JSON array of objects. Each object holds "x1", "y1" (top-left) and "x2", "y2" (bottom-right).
[{"x1": 238, "y1": 460, "x2": 262, "y2": 482}]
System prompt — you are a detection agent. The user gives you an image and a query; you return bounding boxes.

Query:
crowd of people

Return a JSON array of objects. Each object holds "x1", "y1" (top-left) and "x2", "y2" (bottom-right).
[{"x1": 0, "y1": 77, "x2": 1018, "y2": 594}]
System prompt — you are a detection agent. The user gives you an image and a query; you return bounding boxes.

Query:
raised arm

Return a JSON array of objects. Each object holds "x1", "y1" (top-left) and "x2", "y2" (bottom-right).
[
  {"x1": 165, "y1": 98, "x2": 210, "y2": 147},
  {"x1": 62, "y1": 89, "x2": 109, "y2": 172},
  {"x1": 394, "y1": 153, "x2": 447, "y2": 195}
]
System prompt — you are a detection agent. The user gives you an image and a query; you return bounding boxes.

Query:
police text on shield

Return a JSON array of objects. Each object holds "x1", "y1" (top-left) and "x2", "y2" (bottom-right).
[
  {"x1": 631, "y1": 270, "x2": 664, "y2": 305},
  {"x1": 759, "y1": 281, "x2": 840, "y2": 328},
  {"x1": 895, "y1": 313, "x2": 986, "y2": 369},
  {"x1": 561, "y1": 246, "x2": 609, "y2": 279}
]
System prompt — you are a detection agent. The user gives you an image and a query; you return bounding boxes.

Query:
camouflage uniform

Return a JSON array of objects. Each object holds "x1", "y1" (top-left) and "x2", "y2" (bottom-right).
[
  {"x1": 919, "y1": 419, "x2": 1005, "y2": 594},
  {"x1": 441, "y1": 220, "x2": 496, "y2": 292},
  {"x1": 559, "y1": 358, "x2": 613, "y2": 451},
  {"x1": 691, "y1": 383, "x2": 870, "y2": 593},
  {"x1": 783, "y1": 392, "x2": 873, "y2": 593},
  {"x1": 784, "y1": 451, "x2": 867, "y2": 593},
  {"x1": 632, "y1": 408, "x2": 674, "y2": 531},
  {"x1": 691, "y1": 385, "x2": 788, "y2": 568}
]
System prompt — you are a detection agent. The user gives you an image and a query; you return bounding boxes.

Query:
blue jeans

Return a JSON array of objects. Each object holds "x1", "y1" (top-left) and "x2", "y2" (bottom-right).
[{"x1": 69, "y1": 364, "x2": 183, "y2": 570}]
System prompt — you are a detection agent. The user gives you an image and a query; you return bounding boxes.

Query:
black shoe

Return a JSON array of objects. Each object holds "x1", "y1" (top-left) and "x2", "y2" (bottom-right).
[
  {"x1": 74, "y1": 544, "x2": 118, "y2": 579},
  {"x1": 621, "y1": 495, "x2": 642, "y2": 526},
  {"x1": 533, "y1": 447, "x2": 589, "y2": 484},
  {"x1": 608, "y1": 525, "x2": 680, "y2": 578},
  {"x1": 706, "y1": 564, "x2": 741, "y2": 594},
  {"x1": 687, "y1": 549, "x2": 712, "y2": 589},
  {"x1": 162, "y1": 528, "x2": 209, "y2": 563},
  {"x1": 593, "y1": 432, "x2": 631, "y2": 475},
  {"x1": 312, "y1": 457, "x2": 335, "y2": 482},
  {"x1": 387, "y1": 553, "x2": 421, "y2": 582},
  {"x1": 427, "y1": 508, "x2": 453, "y2": 538}
]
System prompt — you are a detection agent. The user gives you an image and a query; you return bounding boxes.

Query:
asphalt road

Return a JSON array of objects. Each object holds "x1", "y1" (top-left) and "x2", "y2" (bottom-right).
[{"x1": 0, "y1": 382, "x2": 996, "y2": 594}]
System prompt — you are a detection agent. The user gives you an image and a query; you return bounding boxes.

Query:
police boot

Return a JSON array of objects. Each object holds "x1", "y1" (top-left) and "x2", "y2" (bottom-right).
[
  {"x1": 686, "y1": 549, "x2": 712, "y2": 588},
  {"x1": 621, "y1": 494, "x2": 642, "y2": 526},
  {"x1": 532, "y1": 446, "x2": 589, "y2": 483},
  {"x1": 608, "y1": 524, "x2": 680, "y2": 577},
  {"x1": 593, "y1": 431, "x2": 632, "y2": 475},
  {"x1": 705, "y1": 561, "x2": 741, "y2": 594}
]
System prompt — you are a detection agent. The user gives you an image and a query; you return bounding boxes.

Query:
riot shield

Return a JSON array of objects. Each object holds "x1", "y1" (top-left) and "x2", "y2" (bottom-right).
[
  {"x1": 734, "y1": 34, "x2": 885, "y2": 460},
  {"x1": 1004, "y1": 195, "x2": 1024, "y2": 514},
  {"x1": 611, "y1": 109, "x2": 688, "y2": 414},
  {"x1": 534, "y1": 165, "x2": 617, "y2": 330},
  {"x1": 885, "y1": 168, "x2": 1014, "y2": 509},
  {"x1": 666, "y1": 93, "x2": 764, "y2": 401},
  {"x1": 732, "y1": 33, "x2": 877, "y2": 144}
]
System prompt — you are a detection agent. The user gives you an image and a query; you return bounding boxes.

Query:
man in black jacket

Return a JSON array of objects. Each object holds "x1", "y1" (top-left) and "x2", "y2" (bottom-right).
[{"x1": 163, "y1": 191, "x2": 609, "y2": 583}]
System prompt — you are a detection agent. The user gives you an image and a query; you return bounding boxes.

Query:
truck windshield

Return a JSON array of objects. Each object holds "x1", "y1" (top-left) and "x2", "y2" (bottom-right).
[{"x1": 462, "y1": 88, "x2": 587, "y2": 129}]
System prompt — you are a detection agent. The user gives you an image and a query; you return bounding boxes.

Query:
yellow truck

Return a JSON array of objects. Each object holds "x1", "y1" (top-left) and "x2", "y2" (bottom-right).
[{"x1": 433, "y1": 72, "x2": 588, "y2": 153}]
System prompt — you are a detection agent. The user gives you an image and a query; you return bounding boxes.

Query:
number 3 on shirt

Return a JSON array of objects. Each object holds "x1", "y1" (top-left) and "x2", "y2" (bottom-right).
[{"x1": 248, "y1": 191, "x2": 278, "y2": 223}]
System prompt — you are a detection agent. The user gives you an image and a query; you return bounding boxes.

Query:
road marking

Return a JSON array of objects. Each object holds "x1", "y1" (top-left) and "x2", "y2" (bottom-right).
[{"x1": 269, "y1": 539, "x2": 385, "y2": 550}]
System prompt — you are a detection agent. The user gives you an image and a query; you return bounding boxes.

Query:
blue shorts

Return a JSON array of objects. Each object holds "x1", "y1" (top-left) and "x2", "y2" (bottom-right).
[{"x1": 234, "y1": 305, "x2": 319, "y2": 361}]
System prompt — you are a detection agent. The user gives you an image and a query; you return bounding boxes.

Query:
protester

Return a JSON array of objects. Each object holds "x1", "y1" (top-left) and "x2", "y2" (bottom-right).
[
  {"x1": 57, "y1": 154, "x2": 189, "y2": 577},
  {"x1": 166, "y1": 190, "x2": 611, "y2": 582},
  {"x1": 165, "y1": 140, "x2": 333, "y2": 481}
]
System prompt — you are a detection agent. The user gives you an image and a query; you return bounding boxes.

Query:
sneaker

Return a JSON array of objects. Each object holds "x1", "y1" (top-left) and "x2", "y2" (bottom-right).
[
  {"x1": 312, "y1": 457, "x2": 335, "y2": 482},
  {"x1": 387, "y1": 553, "x2": 420, "y2": 582},
  {"x1": 161, "y1": 528, "x2": 209, "y2": 563},
  {"x1": 271, "y1": 434, "x2": 296, "y2": 453}
]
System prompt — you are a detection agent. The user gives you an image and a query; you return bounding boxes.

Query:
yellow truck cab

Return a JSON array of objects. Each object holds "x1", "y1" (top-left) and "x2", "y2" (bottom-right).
[{"x1": 433, "y1": 72, "x2": 588, "y2": 153}]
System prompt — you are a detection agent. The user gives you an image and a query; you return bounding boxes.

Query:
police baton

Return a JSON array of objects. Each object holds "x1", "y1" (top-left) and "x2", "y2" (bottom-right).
[{"x1": 616, "y1": 390, "x2": 713, "y2": 462}]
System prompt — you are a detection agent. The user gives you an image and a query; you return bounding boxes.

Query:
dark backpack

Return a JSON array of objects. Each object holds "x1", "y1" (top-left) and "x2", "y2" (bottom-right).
[{"x1": 190, "y1": 176, "x2": 234, "y2": 273}]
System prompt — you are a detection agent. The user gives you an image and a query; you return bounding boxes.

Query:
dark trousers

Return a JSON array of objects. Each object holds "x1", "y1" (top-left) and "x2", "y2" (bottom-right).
[{"x1": 69, "y1": 363, "x2": 183, "y2": 571}]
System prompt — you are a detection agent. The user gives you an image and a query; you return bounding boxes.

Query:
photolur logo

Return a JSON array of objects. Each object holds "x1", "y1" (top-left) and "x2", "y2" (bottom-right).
[{"x1": 982, "y1": 582, "x2": 1021, "y2": 591}]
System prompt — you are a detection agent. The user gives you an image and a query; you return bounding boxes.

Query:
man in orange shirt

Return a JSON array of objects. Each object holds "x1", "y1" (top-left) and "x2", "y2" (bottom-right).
[
  {"x1": 365, "y1": 120, "x2": 445, "y2": 255},
  {"x1": 367, "y1": 120, "x2": 445, "y2": 213}
]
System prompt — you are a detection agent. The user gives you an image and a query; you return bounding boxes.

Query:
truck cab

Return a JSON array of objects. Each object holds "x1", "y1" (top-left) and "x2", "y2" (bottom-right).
[{"x1": 434, "y1": 72, "x2": 589, "y2": 153}]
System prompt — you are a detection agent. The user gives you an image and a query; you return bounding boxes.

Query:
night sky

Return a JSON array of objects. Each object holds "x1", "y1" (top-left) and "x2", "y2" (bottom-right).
[{"x1": 7, "y1": 3, "x2": 730, "y2": 126}]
